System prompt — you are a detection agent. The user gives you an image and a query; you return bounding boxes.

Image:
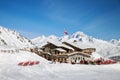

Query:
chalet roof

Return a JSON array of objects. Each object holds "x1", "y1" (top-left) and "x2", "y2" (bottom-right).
[
  {"x1": 54, "y1": 48, "x2": 66, "y2": 52},
  {"x1": 60, "y1": 44, "x2": 74, "y2": 50},
  {"x1": 63, "y1": 41, "x2": 95, "y2": 49},
  {"x1": 47, "y1": 41, "x2": 74, "y2": 50},
  {"x1": 42, "y1": 52, "x2": 51, "y2": 55},
  {"x1": 68, "y1": 52, "x2": 91, "y2": 57}
]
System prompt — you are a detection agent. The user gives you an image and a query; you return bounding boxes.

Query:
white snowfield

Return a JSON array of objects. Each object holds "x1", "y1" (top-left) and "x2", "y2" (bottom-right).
[{"x1": 0, "y1": 51, "x2": 120, "y2": 80}]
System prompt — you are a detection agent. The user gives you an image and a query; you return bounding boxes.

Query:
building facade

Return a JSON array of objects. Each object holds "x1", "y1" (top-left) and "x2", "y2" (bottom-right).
[{"x1": 39, "y1": 41, "x2": 96, "y2": 63}]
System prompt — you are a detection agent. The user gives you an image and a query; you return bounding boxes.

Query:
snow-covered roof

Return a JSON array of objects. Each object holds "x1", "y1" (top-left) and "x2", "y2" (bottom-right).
[
  {"x1": 47, "y1": 40, "x2": 74, "y2": 50},
  {"x1": 63, "y1": 41, "x2": 95, "y2": 49},
  {"x1": 59, "y1": 44, "x2": 74, "y2": 50},
  {"x1": 91, "y1": 52, "x2": 103, "y2": 60},
  {"x1": 68, "y1": 52, "x2": 91, "y2": 57},
  {"x1": 54, "y1": 48, "x2": 66, "y2": 52},
  {"x1": 47, "y1": 40, "x2": 61, "y2": 46}
]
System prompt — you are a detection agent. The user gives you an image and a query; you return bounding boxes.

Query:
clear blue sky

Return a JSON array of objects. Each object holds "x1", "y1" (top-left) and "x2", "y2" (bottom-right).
[{"x1": 0, "y1": 0, "x2": 120, "y2": 40}]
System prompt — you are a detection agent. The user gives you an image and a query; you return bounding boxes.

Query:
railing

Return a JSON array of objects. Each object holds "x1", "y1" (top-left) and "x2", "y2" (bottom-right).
[{"x1": 0, "y1": 49, "x2": 19, "y2": 53}]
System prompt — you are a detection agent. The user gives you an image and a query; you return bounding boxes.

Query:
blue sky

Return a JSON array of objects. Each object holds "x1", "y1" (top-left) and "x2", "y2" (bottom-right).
[{"x1": 0, "y1": 0, "x2": 120, "y2": 40}]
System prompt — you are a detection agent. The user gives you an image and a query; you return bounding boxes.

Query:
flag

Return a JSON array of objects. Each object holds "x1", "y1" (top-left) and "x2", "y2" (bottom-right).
[{"x1": 64, "y1": 29, "x2": 68, "y2": 35}]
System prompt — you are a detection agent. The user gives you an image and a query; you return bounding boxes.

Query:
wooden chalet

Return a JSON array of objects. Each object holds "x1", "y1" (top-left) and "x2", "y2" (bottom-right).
[
  {"x1": 40, "y1": 41, "x2": 96, "y2": 63},
  {"x1": 62, "y1": 41, "x2": 96, "y2": 55},
  {"x1": 82, "y1": 48, "x2": 96, "y2": 55},
  {"x1": 68, "y1": 52, "x2": 91, "y2": 63},
  {"x1": 41, "y1": 41, "x2": 74, "y2": 62},
  {"x1": 62, "y1": 42, "x2": 82, "y2": 52}
]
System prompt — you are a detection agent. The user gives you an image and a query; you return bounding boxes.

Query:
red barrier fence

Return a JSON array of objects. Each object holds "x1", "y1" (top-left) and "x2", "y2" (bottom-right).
[
  {"x1": 18, "y1": 61, "x2": 40, "y2": 66},
  {"x1": 94, "y1": 58, "x2": 117, "y2": 65}
]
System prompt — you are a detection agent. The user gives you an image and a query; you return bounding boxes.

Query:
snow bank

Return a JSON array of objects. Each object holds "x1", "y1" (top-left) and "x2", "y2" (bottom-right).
[
  {"x1": 0, "y1": 51, "x2": 48, "y2": 64},
  {"x1": 0, "y1": 51, "x2": 120, "y2": 80},
  {"x1": 91, "y1": 52, "x2": 103, "y2": 60}
]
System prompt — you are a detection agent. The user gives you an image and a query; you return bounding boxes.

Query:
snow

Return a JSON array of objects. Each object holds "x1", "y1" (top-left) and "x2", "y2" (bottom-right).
[
  {"x1": 68, "y1": 52, "x2": 90, "y2": 57},
  {"x1": 91, "y1": 52, "x2": 103, "y2": 60},
  {"x1": 60, "y1": 44, "x2": 74, "y2": 50},
  {"x1": 47, "y1": 40, "x2": 74, "y2": 50},
  {"x1": 54, "y1": 48, "x2": 66, "y2": 52},
  {"x1": 0, "y1": 50, "x2": 120, "y2": 80},
  {"x1": 106, "y1": 52, "x2": 120, "y2": 58},
  {"x1": 110, "y1": 39, "x2": 120, "y2": 46},
  {"x1": 0, "y1": 26, "x2": 33, "y2": 48},
  {"x1": 31, "y1": 35, "x2": 59, "y2": 47},
  {"x1": 1, "y1": 25, "x2": 119, "y2": 58},
  {"x1": 0, "y1": 46, "x2": 16, "y2": 50},
  {"x1": 0, "y1": 26, "x2": 120, "y2": 80},
  {"x1": 0, "y1": 51, "x2": 48, "y2": 64},
  {"x1": 32, "y1": 31, "x2": 120, "y2": 58},
  {"x1": 63, "y1": 41, "x2": 95, "y2": 49}
]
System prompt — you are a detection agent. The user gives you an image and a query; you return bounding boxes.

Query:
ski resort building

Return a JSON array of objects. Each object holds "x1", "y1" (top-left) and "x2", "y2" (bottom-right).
[
  {"x1": 39, "y1": 41, "x2": 96, "y2": 63},
  {"x1": 62, "y1": 41, "x2": 96, "y2": 55}
]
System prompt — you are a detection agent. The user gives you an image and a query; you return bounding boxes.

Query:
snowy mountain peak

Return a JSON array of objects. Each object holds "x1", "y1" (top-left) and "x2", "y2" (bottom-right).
[
  {"x1": 31, "y1": 35, "x2": 59, "y2": 47},
  {"x1": 32, "y1": 35, "x2": 46, "y2": 41},
  {"x1": 48, "y1": 35, "x2": 58, "y2": 40},
  {"x1": 32, "y1": 31, "x2": 120, "y2": 57},
  {"x1": 72, "y1": 31, "x2": 88, "y2": 38},
  {"x1": 110, "y1": 39, "x2": 120, "y2": 46},
  {"x1": 0, "y1": 26, "x2": 33, "y2": 48},
  {"x1": 70, "y1": 31, "x2": 94, "y2": 43}
]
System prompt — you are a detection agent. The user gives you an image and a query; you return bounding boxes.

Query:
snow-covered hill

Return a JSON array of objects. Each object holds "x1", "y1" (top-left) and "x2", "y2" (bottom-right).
[
  {"x1": 0, "y1": 51, "x2": 120, "y2": 80},
  {"x1": 0, "y1": 28, "x2": 120, "y2": 80},
  {"x1": 32, "y1": 31, "x2": 120, "y2": 57},
  {"x1": 0, "y1": 26, "x2": 33, "y2": 48}
]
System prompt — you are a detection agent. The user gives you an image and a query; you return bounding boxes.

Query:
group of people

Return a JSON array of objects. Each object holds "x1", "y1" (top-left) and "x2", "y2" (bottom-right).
[
  {"x1": 93, "y1": 58, "x2": 117, "y2": 65},
  {"x1": 71, "y1": 57, "x2": 117, "y2": 65},
  {"x1": 50, "y1": 57, "x2": 117, "y2": 65}
]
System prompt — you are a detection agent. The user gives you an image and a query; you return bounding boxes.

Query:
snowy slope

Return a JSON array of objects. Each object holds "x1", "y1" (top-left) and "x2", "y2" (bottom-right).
[
  {"x1": 0, "y1": 26, "x2": 33, "y2": 48},
  {"x1": 0, "y1": 51, "x2": 48, "y2": 64},
  {"x1": 0, "y1": 50, "x2": 120, "y2": 80},
  {"x1": 110, "y1": 39, "x2": 120, "y2": 46},
  {"x1": 32, "y1": 31, "x2": 120, "y2": 57},
  {"x1": 32, "y1": 35, "x2": 59, "y2": 47}
]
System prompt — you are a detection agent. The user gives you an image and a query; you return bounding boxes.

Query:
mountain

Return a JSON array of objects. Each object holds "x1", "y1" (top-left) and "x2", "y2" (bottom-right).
[
  {"x1": 1, "y1": 25, "x2": 118, "y2": 57},
  {"x1": 32, "y1": 31, "x2": 120, "y2": 57},
  {"x1": 32, "y1": 35, "x2": 59, "y2": 47},
  {"x1": 0, "y1": 26, "x2": 33, "y2": 48},
  {"x1": 110, "y1": 39, "x2": 120, "y2": 46}
]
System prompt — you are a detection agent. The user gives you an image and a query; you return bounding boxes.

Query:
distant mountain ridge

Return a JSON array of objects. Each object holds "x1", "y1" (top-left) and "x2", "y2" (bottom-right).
[
  {"x1": 32, "y1": 31, "x2": 120, "y2": 57},
  {"x1": 0, "y1": 26, "x2": 120, "y2": 57},
  {"x1": 0, "y1": 26, "x2": 33, "y2": 48},
  {"x1": 110, "y1": 39, "x2": 120, "y2": 46}
]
